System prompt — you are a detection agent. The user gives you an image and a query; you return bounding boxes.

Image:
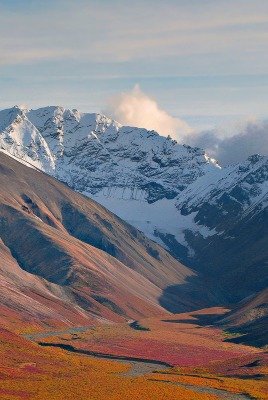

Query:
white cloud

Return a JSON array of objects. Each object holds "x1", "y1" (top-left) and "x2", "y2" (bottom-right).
[
  {"x1": 105, "y1": 87, "x2": 268, "y2": 166},
  {"x1": 105, "y1": 85, "x2": 191, "y2": 139}
]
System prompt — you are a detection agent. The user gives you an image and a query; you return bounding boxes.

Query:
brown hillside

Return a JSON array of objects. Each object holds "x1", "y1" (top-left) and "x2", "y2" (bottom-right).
[{"x1": 0, "y1": 152, "x2": 207, "y2": 331}]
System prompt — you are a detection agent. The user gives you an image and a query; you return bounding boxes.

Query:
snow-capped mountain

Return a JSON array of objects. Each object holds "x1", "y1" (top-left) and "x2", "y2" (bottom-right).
[
  {"x1": 0, "y1": 105, "x2": 268, "y2": 302},
  {"x1": 0, "y1": 105, "x2": 219, "y2": 248}
]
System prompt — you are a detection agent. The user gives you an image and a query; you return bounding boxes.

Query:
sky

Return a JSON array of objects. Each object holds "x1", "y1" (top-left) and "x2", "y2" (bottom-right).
[{"x1": 0, "y1": 0, "x2": 268, "y2": 164}]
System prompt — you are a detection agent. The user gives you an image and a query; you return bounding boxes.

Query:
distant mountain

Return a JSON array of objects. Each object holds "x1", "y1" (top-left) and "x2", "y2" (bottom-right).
[
  {"x1": 173, "y1": 154, "x2": 268, "y2": 301},
  {"x1": 0, "y1": 105, "x2": 267, "y2": 305},
  {"x1": 0, "y1": 152, "x2": 211, "y2": 331}
]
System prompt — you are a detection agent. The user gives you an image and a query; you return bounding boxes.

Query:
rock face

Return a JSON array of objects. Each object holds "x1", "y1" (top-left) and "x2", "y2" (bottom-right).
[{"x1": 1, "y1": 105, "x2": 268, "y2": 304}]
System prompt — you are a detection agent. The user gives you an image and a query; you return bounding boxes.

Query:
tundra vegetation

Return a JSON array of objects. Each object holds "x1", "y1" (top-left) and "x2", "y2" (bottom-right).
[{"x1": 1, "y1": 308, "x2": 266, "y2": 400}]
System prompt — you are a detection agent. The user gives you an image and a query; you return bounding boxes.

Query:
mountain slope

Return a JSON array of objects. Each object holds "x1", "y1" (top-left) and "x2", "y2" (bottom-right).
[
  {"x1": 219, "y1": 288, "x2": 268, "y2": 347},
  {"x1": 0, "y1": 237, "x2": 95, "y2": 331},
  {"x1": 0, "y1": 152, "x2": 210, "y2": 331}
]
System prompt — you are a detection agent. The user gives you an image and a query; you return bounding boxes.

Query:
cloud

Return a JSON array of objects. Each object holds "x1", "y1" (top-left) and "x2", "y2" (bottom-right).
[
  {"x1": 0, "y1": 49, "x2": 71, "y2": 66},
  {"x1": 183, "y1": 119, "x2": 268, "y2": 166},
  {"x1": 1, "y1": 0, "x2": 268, "y2": 68},
  {"x1": 105, "y1": 87, "x2": 268, "y2": 167},
  {"x1": 105, "y1": 85, "x2": 191, "y2": 138}
]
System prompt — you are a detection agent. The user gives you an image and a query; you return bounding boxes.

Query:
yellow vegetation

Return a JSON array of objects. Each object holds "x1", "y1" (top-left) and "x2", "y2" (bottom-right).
[{"x1": 151, "y1": 370, "x2": 268, "y2": 400}]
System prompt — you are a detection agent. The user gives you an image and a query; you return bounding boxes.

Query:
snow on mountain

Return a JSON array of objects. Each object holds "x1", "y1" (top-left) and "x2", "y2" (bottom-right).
[
  {"x1": 25, "y1": 106, "x2": 218, "y2": 201},
  {"x1": 176, "y1": 154, "x2": 268, "y2": 231},
  {"x1": 1, "y1": 105, "x2": 268, "y2": 269},
  {"x1": 0, "y1": 106, "x2": 55, "y2": 172}
]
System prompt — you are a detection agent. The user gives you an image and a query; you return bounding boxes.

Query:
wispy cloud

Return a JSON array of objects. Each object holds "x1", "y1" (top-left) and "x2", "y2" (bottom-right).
[
  {"x1": 0, "y1": 0, "x2": 268, "y2": 124},
  {"x1": 1, "y1": 0, "x2": 268, "y2": 67},
  {"x1": 0, "y1": 49, "x2": 71, "y2": 66}
]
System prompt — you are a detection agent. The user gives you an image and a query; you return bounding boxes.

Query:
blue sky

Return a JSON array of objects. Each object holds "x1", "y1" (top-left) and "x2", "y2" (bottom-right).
[{"x1": 0, "y1": 0, "x2": 268, "y2": 136}]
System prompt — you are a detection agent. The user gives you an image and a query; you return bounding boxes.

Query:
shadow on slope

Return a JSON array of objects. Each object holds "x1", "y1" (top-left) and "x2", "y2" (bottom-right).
[{"x1": 158, "y1": 275, "x2": 222, "y2": 313}]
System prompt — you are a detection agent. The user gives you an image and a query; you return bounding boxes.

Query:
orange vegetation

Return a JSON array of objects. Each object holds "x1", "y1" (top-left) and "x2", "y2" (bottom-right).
[{"x1": 0, "y1": 328, "x2": 217, "y2": 400}]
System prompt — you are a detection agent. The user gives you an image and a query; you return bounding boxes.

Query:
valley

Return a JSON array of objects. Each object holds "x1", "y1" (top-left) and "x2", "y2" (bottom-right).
[
  {"x1": 0, "y1": 108, "x2": 267, "y2": 399},
  {"x1": 1, "y1": 0, "x2": 268, "y2": 398}
]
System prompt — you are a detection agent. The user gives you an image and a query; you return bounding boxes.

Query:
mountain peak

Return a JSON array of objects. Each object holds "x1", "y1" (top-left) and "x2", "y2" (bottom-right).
[{"x1": 13, "y1": 104, "x2": 28, "y2": 113}]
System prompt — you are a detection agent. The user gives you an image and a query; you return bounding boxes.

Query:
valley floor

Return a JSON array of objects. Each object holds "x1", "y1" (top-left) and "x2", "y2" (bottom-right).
[{"x1": 0, "y1": 307, "x2": 267, "y2": 399}]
